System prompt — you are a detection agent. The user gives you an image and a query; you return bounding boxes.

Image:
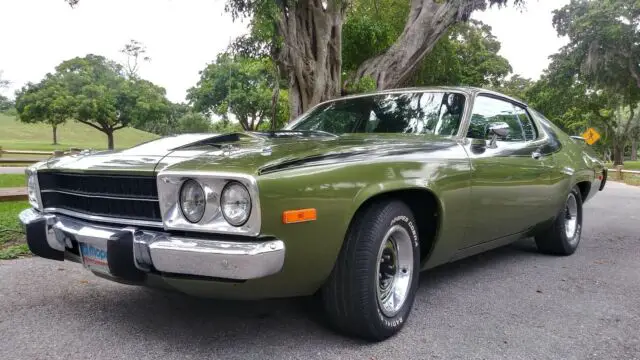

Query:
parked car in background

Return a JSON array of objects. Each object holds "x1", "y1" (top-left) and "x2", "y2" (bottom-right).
[{"x1": 20, "y1": 87, "x2": 606, "y2": 341}]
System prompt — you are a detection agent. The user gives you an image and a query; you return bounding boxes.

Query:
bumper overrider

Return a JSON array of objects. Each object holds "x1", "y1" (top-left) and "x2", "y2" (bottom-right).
[{"x1": 19, "y1": 208, "x2": 285, "y2": 283}]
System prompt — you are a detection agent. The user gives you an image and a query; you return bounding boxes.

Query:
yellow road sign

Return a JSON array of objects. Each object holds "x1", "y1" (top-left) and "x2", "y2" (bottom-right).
[{"x1": 582, "y1": 127, "x2": 601, "y2": 145}]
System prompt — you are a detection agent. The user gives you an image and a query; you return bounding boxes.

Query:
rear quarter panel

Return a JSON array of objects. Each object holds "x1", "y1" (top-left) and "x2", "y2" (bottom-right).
[{"x1": 539, "y1": 117, "x2": 605, "y2": 210}]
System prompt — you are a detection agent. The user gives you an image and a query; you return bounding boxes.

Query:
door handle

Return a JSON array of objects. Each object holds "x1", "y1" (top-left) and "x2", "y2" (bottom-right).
[{"x1": 531, "y1": 151, "x2": 542, "y2": 160}]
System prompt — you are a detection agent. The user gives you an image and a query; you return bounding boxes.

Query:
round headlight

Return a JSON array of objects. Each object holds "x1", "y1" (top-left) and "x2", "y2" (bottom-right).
[
  {"x1": 220, "y1": 181, "x2": 251, "y2": 226},
  {"x1": 179, "y1": 179, "x2": 206, "y2": 223}
]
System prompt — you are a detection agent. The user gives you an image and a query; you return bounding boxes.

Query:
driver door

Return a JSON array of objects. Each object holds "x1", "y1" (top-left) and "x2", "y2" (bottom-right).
[{"x1": 461, "y1": 95, "x2": 555, "y2": 248}]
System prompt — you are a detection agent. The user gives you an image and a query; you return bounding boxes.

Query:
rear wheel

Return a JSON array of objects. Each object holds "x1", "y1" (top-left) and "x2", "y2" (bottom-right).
[
  {"x1": 535, "y1": 186, "x2": 583, "y2": 255},
  {"x1": 321, "y1": 200, "x2": 420, "y2": 341}
]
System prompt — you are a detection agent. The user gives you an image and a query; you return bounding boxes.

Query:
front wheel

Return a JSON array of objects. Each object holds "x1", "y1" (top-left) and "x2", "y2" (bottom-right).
[
  {"x1": 535, "y1": 185, "x2": 583, "y2": 255},
  {"x1": 321, "y1": 200, "x2": 420, "y2": 341}
]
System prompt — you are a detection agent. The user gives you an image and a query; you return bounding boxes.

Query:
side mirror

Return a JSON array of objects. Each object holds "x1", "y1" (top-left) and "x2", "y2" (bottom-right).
[{"x1": 487, "y1": 122, "x2": 510, "y2": 148}]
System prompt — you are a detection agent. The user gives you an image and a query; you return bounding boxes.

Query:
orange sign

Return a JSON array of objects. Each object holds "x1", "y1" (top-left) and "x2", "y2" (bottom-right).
[{"x1": 582, "y1": 127, "x2": 601, "y2": 145}]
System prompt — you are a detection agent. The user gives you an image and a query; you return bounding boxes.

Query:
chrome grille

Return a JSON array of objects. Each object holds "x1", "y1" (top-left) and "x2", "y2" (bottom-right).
[{"x1": 38, "y1": 172, "x2": 161, "y2": 222}]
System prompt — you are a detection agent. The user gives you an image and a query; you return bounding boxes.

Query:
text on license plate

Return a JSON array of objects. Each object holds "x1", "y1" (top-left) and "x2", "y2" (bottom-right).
[{"x1": 79, "y1": 243, "x2": 109, "y2": 273}]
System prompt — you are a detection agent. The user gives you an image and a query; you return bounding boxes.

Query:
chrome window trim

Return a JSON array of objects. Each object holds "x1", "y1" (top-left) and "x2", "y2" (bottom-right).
[
  {"x1": 459, "y1": 93, "x2": 550, "y2": 145},
  {"x1": 156, "y1": 170, "x2": 262, "y2": 237},
  {"x1": 40, "y1": 189, "x2": 159, "y2": 202},
  {"x1": 42, "y1": 208, "x2": 164, "y2": 228}
]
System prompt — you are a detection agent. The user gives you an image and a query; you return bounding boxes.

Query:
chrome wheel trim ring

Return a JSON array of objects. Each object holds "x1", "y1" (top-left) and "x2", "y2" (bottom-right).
[
  {"x1": 564, "y1": 192, "x2": 579, "y2": 242},
  {"x1": 375, "y1": 225, "x2": 414, "y2": 318}
]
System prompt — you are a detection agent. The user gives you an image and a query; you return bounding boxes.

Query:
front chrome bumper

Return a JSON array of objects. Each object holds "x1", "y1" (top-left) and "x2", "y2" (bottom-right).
[{"x1": 19, "y1": 208, "x2": 285, "y2": 281}]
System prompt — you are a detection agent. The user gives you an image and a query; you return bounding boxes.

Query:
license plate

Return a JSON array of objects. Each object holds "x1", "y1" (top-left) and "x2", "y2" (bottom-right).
[{"x1": 79, "y1": 243, "x2": 110, "y2": 275}]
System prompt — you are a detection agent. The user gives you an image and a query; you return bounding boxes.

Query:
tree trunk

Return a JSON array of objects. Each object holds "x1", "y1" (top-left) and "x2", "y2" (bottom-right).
[
  {"x1": 613, "y1": 143, "x2": 624, "y2": 166},
  {"x1": 271, "y1": 65, "x2": 280, "y2": 131},
  {"x1": 632, "y1": 138, "x2": 638, "y2": 161},
  {"x1": 107, "y1": 131, "x2": 114, "y2": 150},
  {"x1": 353, "y1": 0, "x2": 484, "y2": 90},
  {"x1": 276, "y1": 0, "x2": 346, "y2": 119},
  {"x1": 52, "y1": 125, "x2": 58, "y2": 145}
]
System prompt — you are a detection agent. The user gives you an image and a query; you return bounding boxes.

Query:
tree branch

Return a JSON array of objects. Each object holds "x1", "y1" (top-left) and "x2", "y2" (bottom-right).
[{"x1": 76, "y1": 119, "x2": 106, "y2": 132}]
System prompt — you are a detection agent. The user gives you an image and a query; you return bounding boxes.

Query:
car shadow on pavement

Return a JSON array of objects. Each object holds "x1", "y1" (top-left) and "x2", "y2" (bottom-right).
[{"x1": 58, "y1": 238, "x2": 544, "y2": 352}]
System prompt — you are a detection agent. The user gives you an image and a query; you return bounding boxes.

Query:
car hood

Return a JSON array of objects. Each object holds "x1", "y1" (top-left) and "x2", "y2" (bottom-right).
[{"x1": 36, "y1": 132, "x2": 460, "y2": 176}]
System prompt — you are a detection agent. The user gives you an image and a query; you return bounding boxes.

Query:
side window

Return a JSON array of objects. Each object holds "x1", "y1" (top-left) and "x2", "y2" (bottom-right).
[
  {"x1": 512, "y1": 105, "x2": 538, "y2": 141},
  {"x1": 466, "y1": 96, "x2": 533, "y2": 142}
]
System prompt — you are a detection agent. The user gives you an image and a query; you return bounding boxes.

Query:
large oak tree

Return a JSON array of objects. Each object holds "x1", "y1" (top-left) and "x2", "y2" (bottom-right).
[{"x1": 225, "y1": 0, "x2": 522, "y2": 119}]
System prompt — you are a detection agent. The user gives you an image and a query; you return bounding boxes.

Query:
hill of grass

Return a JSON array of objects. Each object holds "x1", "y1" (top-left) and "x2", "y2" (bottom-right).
[{"x1": 0, "y1": 113, "x2": 159, "y2": 151}]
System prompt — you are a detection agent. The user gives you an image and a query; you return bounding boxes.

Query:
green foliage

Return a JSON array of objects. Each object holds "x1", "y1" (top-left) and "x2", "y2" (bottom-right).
[
  {"x1": 552, "y1": 0, "x2": 640, "y2": 97},
  {"x1": 187, "y1": 54, "x2": 280, "y2": 130},
  {"x1": 14, "y1": 74, "x2": 74, "y2": 145},
  {"x1": 341, "y1": 2, "x2": 512, "y2": 88},
  {"x1": 228, "y1": 0, "x2": 281, "y2": 59},
  {"x1": 342, "y1": 0, "x2": 407, "y2": 73},
  {"x1": 211, "y1": 119, "x2": 244, "y2": 133},
  {"x1": 343, "y1": 75, "x2": 377, "y2": 95},
  {"x1": 0, "y1": 200, "x2": 28, "y2": 247},
  {"x1": 132, "y1": 102, "x2": 185, "y2": 136},
  {"x1": 54, "y1": 54, "x2": 170, "y2": 149},
  {"x1": 0, "y1": 200, "x2": 30, "y2": 260},
  {"x1": 415, "y1": 21, "x2": 512, "y2": 87},
  {"x1": 177, "y1": 112, "x2": 211, "y2": 133},
  {"x1": 0, "y1": 94, "x2": 14, "y2": 113},
  {"x1": 492, "y1": 75, "x2": 535, "y2": 102},
  {"x1": 256, "y1": 90, "x2": 290, "y2": 130},
  {"x1": 531, "y1": 0, "x2": 640, "y2": 164}
]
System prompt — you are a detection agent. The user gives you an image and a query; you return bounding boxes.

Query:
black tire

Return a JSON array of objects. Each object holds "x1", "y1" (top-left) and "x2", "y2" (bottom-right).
[
  {"x1": 535, "y1": 185, "x2": 583, "y2": 256},
  {"x1": 321, "y1": 199, "x2": 421, "y2": 341}
]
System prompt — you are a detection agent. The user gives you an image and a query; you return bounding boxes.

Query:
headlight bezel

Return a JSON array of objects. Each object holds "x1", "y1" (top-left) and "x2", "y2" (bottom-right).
[
  {"x1": 25, "y1": 167, "x2": 42, "y2": 210},
  {"x1": 157, "y1": 171, "x2": 261, "y2": 236}
]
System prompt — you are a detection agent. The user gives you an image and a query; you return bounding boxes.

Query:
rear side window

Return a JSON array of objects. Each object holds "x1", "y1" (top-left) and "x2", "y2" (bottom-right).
[
  {"x1": 467, "y1": 96, "x2": 538, "y2": 142},
  {"x1": 512, "y1": 105, "x2": 538, "y2": 141}
]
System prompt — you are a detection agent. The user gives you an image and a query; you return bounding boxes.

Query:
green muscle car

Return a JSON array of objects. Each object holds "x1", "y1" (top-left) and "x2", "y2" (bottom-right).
[{"x1": 20, "y1": 86, "x2": 606, "y2": 341}]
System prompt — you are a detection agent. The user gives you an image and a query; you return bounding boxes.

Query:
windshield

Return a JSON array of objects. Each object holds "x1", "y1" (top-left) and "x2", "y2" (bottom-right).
[{"x1": 288, "y1": 91, "x2": 466, "y2": 136}]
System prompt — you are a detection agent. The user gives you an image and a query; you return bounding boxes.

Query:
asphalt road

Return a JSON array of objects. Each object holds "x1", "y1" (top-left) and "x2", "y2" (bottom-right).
[{"x1": 1, "y1": 182, "x2": 639, "y2": 360}]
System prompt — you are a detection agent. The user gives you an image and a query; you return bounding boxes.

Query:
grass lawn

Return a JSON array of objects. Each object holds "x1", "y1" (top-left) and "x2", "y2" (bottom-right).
[
  {"x1": 609, "y1": 170, "x2": 640, "y2": 186},
  {"x1": 619, "y1": 161, "x2": 640, "y2": 170},
  {"x1": 0, "y1": 200, "x2": 30, "y2": 260},
  {"x1": 0, "y1": 113, "x2": 159, "y2": 151},
  {"x1": 605, "y1": 161, "x2": 640, "y2": 170},
  {"x1": 0, "y1": 174, "x2": 26, "y2": 188}
]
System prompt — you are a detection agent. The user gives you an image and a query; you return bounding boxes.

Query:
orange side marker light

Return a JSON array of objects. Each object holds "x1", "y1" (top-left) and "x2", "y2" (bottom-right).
[{"x1": 282, "y1": 208, "x2": 317, "y2": 224}]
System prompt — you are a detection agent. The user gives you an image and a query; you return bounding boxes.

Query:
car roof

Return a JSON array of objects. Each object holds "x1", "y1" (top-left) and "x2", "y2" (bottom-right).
[{"x1": 334, "y1": 86, "x2": 528, "y2": 107}]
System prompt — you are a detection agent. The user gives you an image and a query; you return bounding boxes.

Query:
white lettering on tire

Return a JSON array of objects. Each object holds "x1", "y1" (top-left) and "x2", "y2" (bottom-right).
[
  {"x1": 390, "y1": 215, "x2": 419, "y2": 248},
  {"x1": 376, "y1": 307, "x2": 404, "y2": 328}
]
